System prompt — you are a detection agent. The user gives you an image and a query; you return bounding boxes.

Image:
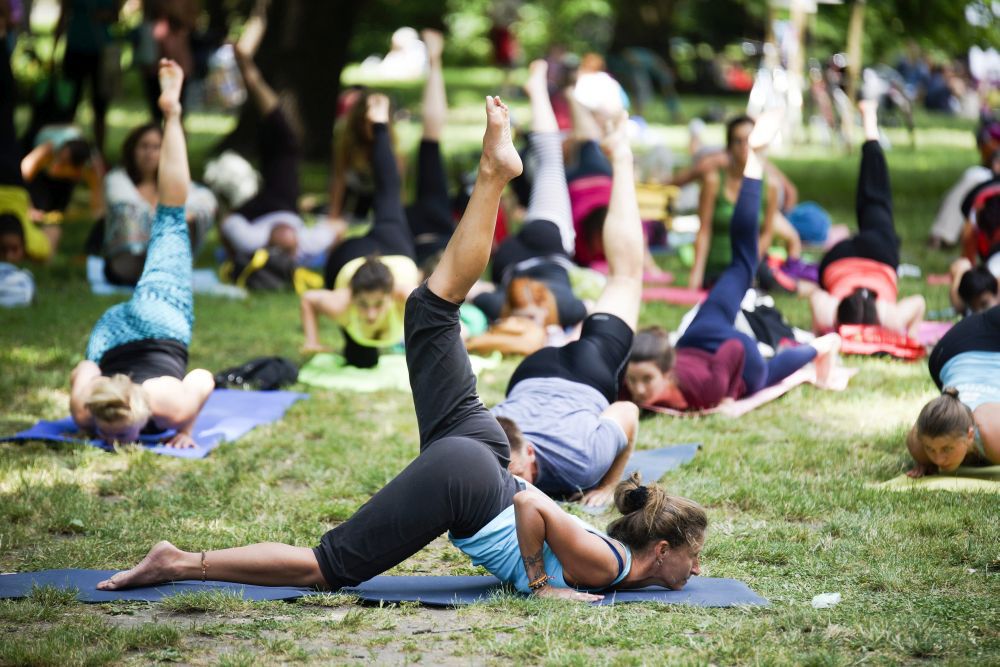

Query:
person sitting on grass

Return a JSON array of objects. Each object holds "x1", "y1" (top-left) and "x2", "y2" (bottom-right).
[
  {"x1": 490, "y1": 108, "x2": 644, "y2": 508},
  {"x1": 69, "y1": 60, "x2": 214, "y2": 450},
  {"x1": 623, "y1": 110, "x2": 841, "y2": 412},
  {"x1": 95, "y1": 96, "x2": 708, "y2": 604},
  {"x1": 906, "y1": 305, "x2": 1000, "y2": 477},
  {"x1": 808, "y1": 100, "x2": 925, "y2": 338}
]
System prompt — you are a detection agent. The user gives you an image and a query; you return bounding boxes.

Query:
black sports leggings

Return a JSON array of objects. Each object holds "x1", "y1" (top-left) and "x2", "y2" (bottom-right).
[
  {"x1": 312, "y1": 285, "x2": 519, "y2": 590},
  {"x1": 235, "y1": 107, "x2": 301, "y2": 221},
  {"x1": 406, "y1": 140, "x2": 454, "y2": 267},
  {"x1": 819, "y1": 141, "x2": 900, "y2": 284},
  {"x1": 323, "y1": 123, "x2": 416, "y2": 287}
]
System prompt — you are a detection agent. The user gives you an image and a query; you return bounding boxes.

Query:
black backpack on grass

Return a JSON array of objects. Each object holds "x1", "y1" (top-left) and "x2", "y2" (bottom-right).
[{"x1": 214, "y1": 357, "x2": 298, "y2": 391}]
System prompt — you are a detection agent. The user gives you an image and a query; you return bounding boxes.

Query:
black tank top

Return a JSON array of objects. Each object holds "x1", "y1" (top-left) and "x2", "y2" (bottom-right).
[
  {"x1": 27, "y1": 171, "x2": 76, "y2": 213},
  {"x1": 99, "y1": 338, "x2": 188, "y2": 384}
]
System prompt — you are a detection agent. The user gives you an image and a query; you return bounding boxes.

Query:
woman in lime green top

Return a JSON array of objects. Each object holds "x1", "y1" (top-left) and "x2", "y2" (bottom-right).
[
  {"x1": 300, "y1": 94, "x2": 420, "y2": 368},
  {"x1": 689, "y1": 115, "x2": 799, "y2": 290},
  {"x1": 301, "y1": 31, "x2": 451, "y2": 368}
]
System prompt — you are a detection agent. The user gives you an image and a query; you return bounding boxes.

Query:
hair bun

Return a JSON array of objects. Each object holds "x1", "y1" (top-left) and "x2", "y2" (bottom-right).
[
  {"x1": 942, "y1": 386, "x2": 960, "y2": 399},
  {"x1": 626, "y1": 486, "x2": 650, "y2": 512}
]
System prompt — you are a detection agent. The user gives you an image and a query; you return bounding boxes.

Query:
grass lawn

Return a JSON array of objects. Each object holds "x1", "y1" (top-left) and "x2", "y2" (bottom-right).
[{"x1": 2, "y1": 68, "x2": 998, "y2": 665}]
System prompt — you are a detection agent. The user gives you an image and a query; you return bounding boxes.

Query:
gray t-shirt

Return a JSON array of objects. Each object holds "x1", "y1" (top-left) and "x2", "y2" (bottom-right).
[{"x1": 491, "y1": 377, "x2": 627, "y2": 495}]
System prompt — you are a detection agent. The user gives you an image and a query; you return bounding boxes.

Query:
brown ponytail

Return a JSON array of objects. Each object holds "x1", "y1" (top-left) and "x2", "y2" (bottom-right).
[
  {"x1": 916, "y1": 386, "x2": 974, "y2": 440},
  {"x1": 606, "y1": 472, "x2": 707, "y2": 552}
]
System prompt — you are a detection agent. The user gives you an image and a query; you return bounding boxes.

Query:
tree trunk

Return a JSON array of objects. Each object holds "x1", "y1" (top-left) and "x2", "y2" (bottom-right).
[{"x1": 220, "y1": 0, "x2": 360, "y2": 161}]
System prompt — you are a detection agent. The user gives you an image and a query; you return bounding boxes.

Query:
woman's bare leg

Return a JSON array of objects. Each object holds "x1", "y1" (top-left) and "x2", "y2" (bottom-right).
[
  {"x1": 157, "y1": 60, "x2": 189, "y2": 208},
  {"x1": 420, "y1": 29, "x2": 446, "y2": 141},
  {"x1": 97, "y1": 540, "x2": 326, "y2": 590},
  {"x1": 427, "y1": 96, "x2": 522, "y2": 304}
]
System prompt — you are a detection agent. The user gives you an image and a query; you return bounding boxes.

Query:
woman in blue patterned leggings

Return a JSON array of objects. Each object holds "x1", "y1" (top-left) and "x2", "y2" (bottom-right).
[{"x1": 69, "y1": 60, "x2": 214, "y2": 449}]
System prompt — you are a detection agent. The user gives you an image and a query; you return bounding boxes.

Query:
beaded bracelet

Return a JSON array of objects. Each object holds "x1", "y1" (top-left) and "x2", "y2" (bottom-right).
[
  {"x1": 528, "y1": 573, "x2": 550, "y2": 591},
  {"x1": 201, "y1": 551, "x2": 209, "y2": 581}
]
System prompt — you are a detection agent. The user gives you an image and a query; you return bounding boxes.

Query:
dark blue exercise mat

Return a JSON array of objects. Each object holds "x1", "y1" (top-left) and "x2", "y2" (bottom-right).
[
  {"x1": 0, "y1": 389, "x2": 308, "y2": 459},
  {"x1": 626, "y1": 443, "x2": 701, "y2": 482},
  {"x1": 577, "y1": 444, "x2": 701, "y2": 514},
  {"x1": 0, "y1": 570, "x2": 768, "y2": 607},
  {"x1": 0, "y1": 569, "x2": 314, "y2": 602}
]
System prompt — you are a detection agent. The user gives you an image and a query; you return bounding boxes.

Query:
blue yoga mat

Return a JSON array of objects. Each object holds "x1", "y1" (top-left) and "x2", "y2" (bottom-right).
[
  {"x1": 627, "y1": 444, "x2": 700, "y2": 482},
  {"x1": 577, "y1": 444, "x2": 701, "y2": 514},
  {"x1": 0, "y1": 570, "x2": 768, "y2": 607},
  {"x1": 1, "y1": 389, "x2": 307, "y2": 459}
]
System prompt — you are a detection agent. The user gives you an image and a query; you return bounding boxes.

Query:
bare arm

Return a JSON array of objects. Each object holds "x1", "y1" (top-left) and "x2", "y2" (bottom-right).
[
  {"x1": 949, "y1": 257, "x2": 973, "y2": 311},
  {"x1": 757, "y1": 179, "x2": 779, "y2": 258},
  {"x1": 667, "y1": 151, "x2": 725, "y2": 188},
  {"x1": 688, "y1": 169, "x2": 719, "y2": 289},
  {"x1": 896, "y1": 295, "x2": 926, "y2": 339},
  {"x1": 513, "y1": 488, "x2": 616, "y2": 601},
  {"x1": 974, "y1": 404, "x2": 1000, "y2": 464},
  {"x1": 69, "y1": 360, "x2": 101, "y2": 431},
  {"x1": 809, "y1": 289, "x2": 838, "y2": 333},
  {"x1": 84, "y1": 163, "x2": 105, "y2": 218},
  {"x1": 906, "y1": 424, "x2": 936, "y2": 477},
  {"x1": 20, "y1": 143, "x2": 53, "y2": 183},
  {"x1": 581, "y1": 401, "x2": 639, "y2": 507},
  {"x1": 300, "y1": 288, "x2": 351, "y2": 351},
  {"x1": 145, "y1": 369, "x2": 215, "y2": 447}
]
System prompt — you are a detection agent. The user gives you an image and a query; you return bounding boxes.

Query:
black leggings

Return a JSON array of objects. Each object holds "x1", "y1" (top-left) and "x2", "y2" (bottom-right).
[
  {"x1": 235, "y1": 107, "x2": 301, "y2": 220},
  {"x1": 323, "y1": 123, "x2": 416, "y2": 287},
  {"x1": 566, "y1": 140, "x2": 613, "y2": 182},
  {"x1": 313, "y1": 285, "x2": 518, "y2": 590},
  {"x1": 928, "y1": 305, "x2": 1000, "y2": 388},
  {"x1": 819, "y1": 141, "x2": 900, "y2": 283},
  {"x1": 406, "y1": 140, "x2": 454, "y2": 268},
  {"x1": 508, "y1": 312, "x2": 634, "y2": 403}
]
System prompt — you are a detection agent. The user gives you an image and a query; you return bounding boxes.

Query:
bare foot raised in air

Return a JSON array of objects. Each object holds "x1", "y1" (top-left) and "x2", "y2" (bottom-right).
[
  {"x1": 97, "y1": 541, "x2": 185, "y2": 590},
  {"x1": 158, "y1": 59, "x2": 184, "y2": 117},
  {"x1": 524, "y1": 59, "x2": 548, "y2": 97},
  {"x1": 811, "y1": 333, "x2": 844, "y2": 390},
  {"x1": 859, "y1": 99, "x2": 880, "y2": 141},
  {"x1": 747, "y1": 107, "x2": 785, "y2": 152},
  {"x1": 480, "y1": 96, "x2": 522, "y2": 181},
  {"x1": 367, "y1": 93, "x2": 390, "y2": 125},
  {"x1": 421, "y1": 28, "x2": 443, "y2": 64},
  {"x1": 600, "y1": 110, "x2": 632, "y2": 161}
]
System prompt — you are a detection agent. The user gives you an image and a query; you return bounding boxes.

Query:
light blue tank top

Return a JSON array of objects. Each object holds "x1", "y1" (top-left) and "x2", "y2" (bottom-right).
[
  {"x1": 450, "y1": 482, "x2": 632, "y2": 594},
  {"x1": 939, "y1": 351, "x2": 1000, "y2": 412}
]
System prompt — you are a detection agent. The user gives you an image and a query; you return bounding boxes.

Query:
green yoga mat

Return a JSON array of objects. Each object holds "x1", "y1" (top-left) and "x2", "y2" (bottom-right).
[
  {"x1": 299, "y1": 352, "x2": 501, "y2": 392},
  {"x1": 878, "y1": 466, "x2": 1000, "y2": 493}
]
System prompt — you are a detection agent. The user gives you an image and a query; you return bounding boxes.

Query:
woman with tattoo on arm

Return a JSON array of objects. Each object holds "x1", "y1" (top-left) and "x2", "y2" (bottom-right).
[{"x1": 94, "y1": 97, "x2": 708, "y2": 603}]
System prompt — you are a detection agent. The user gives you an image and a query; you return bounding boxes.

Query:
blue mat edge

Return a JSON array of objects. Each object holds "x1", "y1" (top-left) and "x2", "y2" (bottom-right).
[{"x1": 0, "y1": 570, "x2": 768, "y2": 608}]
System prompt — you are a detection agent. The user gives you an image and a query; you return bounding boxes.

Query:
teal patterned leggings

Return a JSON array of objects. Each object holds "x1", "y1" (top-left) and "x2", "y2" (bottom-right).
[{"x1": 86, "y1": 205, "x2": 193, "y2": 362}]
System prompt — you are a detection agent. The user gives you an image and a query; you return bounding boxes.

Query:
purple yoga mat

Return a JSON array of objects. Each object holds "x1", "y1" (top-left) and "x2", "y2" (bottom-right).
[{"x1": 1, "y1": 389, "x2": 307, "y2": 458}]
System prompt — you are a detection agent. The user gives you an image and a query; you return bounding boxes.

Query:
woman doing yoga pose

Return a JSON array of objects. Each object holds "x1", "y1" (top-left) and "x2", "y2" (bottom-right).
[
  {"x1": 69, "y1": 60, "x2": 214, "y2": 450},
  {"x1": 808, "y1": 101, "x2": 925, "y2": 337},
  {"x1": 96, "y1": 97, "x2": 707, "y2": 603},
  {"x1": 473, "y1": 59, "x2": 586, "y2": 330},
  {"x1": 300, "y1": 30, "x2": 455, "y2": 367},
  {"x1": 907, "y1": 305, "x2": 1000, "y2": 477},
  {"x1": 624, "y1": 112, "x2": 840, "y2": 411}
]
